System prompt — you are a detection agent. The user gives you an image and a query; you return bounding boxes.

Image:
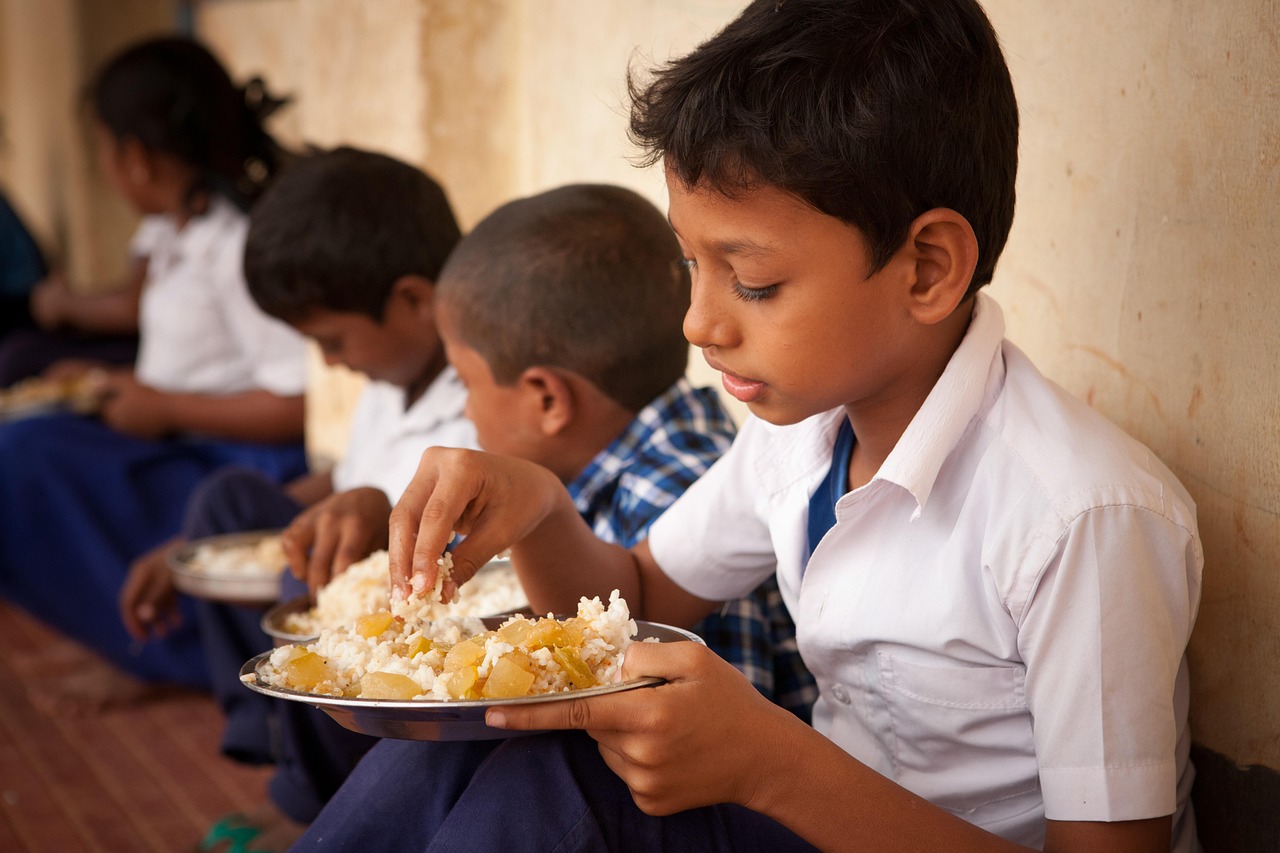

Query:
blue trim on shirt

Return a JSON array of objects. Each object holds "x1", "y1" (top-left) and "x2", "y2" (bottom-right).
[{"x1": 805, "y1": 417, "x2": 854, "y2": 574}]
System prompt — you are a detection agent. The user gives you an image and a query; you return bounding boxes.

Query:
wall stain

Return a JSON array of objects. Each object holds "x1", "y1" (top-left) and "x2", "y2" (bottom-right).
[
  {"x1": 1188, "y1": 385, "x2": 1203, "y2": 418},
  {"x1": 1069, "y1": 344, "x2": 1165, "y2": 417},
  {"x1": 1232, "y1": 502, "x2": 1256, "y2": 553}
]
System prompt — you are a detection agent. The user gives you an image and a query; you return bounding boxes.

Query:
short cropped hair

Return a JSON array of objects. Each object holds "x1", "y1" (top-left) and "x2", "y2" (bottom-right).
[
  {"x1": 629, "y1": 0, "x2": 1018, "y2": 294},
  {"x1": 438, "y1": 184, "x2": 690, "y2": 413},
  {"x1": 244, "y1": 146, "x2": 461, "y2": 322}
]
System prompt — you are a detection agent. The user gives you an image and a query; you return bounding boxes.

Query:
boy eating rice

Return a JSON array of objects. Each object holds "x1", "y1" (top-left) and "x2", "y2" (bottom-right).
[{"x1": 302, "y1": 1, "x2": 1202, "y2": 851}]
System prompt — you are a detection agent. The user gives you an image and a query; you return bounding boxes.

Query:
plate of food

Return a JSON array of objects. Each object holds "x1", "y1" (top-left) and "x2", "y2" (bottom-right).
[
  {"x1": 261, "y1": 550, "x2": 529, "y2": 645},
  {"x1": 240, "y1": 591, "x2": 701, "y2": 741},
  {"x1": 168, "y1": 530, "x2": 287, "y2": 604},
  {"x1": 0, "y1": 373, "x2": 106, "y2": 422}
]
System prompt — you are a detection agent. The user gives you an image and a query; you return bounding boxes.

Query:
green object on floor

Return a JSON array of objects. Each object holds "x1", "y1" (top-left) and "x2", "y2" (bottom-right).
[{"x1": 200, "y1": 815, "x2": 274, "y2": 853}]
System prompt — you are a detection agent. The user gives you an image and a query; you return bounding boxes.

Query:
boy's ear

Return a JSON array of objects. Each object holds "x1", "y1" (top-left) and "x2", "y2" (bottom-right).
[
  {"x1": 902, "y1": 208, "x2": 979, "y2": 324},
  {"x1": 517, "y1": 366, "x2": 575, "y2": 437},
  {"x1": 388, "y1": 274, "x2": 437, "y2": 318}
]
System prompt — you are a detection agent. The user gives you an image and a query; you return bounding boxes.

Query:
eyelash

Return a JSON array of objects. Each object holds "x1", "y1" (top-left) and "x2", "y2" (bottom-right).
[{"x1": 681, "y1": 258, "x2": 779, "y2": 302}]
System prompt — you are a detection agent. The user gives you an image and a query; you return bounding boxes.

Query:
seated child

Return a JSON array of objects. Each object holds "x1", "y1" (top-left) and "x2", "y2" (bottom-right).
[
  {"x1": 117, "y1": 146, "x2": 477, "y2": 849},
  {"x1": 300, "y1": 1, "x2": 1201, "y2": 851},
  {"x1": 293, "y1": 182, "x2": 817, "y2": 851},
  {"x1": 0, "y1": 37, "x2": 307, "y2": 710},
  {"x1": 0, "y1": 188, "x2": 48, "y2": 339}
]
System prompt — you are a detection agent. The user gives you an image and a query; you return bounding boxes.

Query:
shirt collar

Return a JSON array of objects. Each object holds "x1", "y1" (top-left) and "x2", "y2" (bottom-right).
[{"x1": 876, "y1": 291, "x2": 1006, "y2": 519}]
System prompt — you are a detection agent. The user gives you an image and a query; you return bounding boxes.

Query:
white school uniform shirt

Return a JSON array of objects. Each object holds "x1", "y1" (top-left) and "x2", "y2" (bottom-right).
[
  {"x1": 648, "y1": 293, "x2": 1201, "y2": 850},
  {"x1": 133, "y1": 196, "x2": 307, "y2": 396},
  {"x1": 331, "y1": 368, "x2": 477, "y2": 503}
]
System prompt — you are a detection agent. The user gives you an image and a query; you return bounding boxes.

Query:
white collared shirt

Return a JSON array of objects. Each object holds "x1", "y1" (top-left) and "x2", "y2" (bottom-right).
[
  {"x1": 332, "y1": 367, "x2": 478, "y2": 502},
  {"x1": 648, "y1": 293, "x2": 1200, "y2": 850},
  {"x1": 134, "y1": 196, "x2": 307, "y2": 396}
]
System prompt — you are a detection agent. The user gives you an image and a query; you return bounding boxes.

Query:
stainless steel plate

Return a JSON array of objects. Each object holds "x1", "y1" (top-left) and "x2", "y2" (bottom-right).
[
  {"x1": 168, "y1": 530, "x2": 285, "y2": 604},
  {"x1": 239, "y1": 618, "x2": 703, "y2": 741}
]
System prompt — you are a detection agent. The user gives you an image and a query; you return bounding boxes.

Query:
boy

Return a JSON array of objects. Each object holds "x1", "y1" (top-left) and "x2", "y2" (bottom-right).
[
  {"x1": 308, "y1": 1, "x2": 1201, "y2": 851},
  {"x1": 118, "y1": 146, "x2": 477, "y2": 849},
  {"x1": 293, "y1": 182, "x2": 816, "y2": 850}
]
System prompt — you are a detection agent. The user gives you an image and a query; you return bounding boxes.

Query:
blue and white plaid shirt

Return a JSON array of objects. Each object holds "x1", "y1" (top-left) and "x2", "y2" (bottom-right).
[{"x1": 567, "y1": 378, "x2": 818, "y2": 722}]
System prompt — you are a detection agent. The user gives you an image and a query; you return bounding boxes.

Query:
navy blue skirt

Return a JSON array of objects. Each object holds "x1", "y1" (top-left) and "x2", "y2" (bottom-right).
[{"x1": 0, "y1": 412, "x2": 307, "y2": 687}]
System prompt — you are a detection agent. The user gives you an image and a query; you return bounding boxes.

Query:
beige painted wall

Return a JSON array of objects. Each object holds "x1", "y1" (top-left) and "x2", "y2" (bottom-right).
[{"x1": 4, "y1": 0, "x2": 1271, "y2": 772}]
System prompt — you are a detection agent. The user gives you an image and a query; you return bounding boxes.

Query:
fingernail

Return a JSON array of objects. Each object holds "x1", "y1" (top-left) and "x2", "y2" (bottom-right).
[
  {"x1": 391, "y1": 586, "x2": 406, "y2": 603},
  {"x1": 411, "y1": 574, "x2": 426, "y2": 595},
  {"x1": 487, "y1": 711, "x2": 507, "y2": 728}
]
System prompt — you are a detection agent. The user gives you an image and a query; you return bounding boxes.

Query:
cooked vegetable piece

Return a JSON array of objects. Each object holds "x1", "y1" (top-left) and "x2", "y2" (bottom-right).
[
  {"x1": 355, "y1": 610, "x2": 395, "y2": 638},
  {"x1": 443, "y1": 636, "x2": 487, "y2": 672},
  {"x1": 553, "y1": 646, "x2": 594, "y2": 689},
  {"x1": 497, "y1": 618, "x2": 532, "y2": 645},
  {"x1": 405, "y1": 636, "x2": 433, "y2": 658},
  {"x1": 446, "y1": 665, "x2": 481, "y2": 699},
  {"x1": 359, "y1": 671, "x2": 422, "y2": 700},
  {"x1": 482, "y1": 655, "x2": 536, "y2": 698},
  {"x1": 284, "y1": 651, "x2": 331, "y2": 690}
]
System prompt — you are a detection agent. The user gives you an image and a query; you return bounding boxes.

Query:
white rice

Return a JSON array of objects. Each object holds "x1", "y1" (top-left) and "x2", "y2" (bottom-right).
[
  {"x1": 252, "y1": 589, "x2": 637, "y2": 701},
  {"x1": 190, "y1": 536, "x2": 286, "y2": 577},
  {"x1": 282, "y1": 550, "x2": 528, "y2": 636}
]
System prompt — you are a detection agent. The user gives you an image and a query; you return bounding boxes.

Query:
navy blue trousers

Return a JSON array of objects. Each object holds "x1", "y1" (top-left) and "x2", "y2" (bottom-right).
[
  {"x1": 186, "y1": 467, "x2": 378, "y2": 823},
  {"x1": 0, "y1": 414, "x2": 305, "y2": 687},
  {"x1": 296, "y1": 732, "x2": 819, "y2": 853}
]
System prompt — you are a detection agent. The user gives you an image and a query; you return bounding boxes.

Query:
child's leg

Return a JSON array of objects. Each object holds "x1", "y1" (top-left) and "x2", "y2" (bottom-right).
[
  {"x1": 0, "y1": 413, "x2": 209, "y2": 686},
  {"x1": 184, "y1": 467, "x2": 304, "y2": 763},
  {"x1": 294, "y1": 732, "x2": 818, "y2": 853}
]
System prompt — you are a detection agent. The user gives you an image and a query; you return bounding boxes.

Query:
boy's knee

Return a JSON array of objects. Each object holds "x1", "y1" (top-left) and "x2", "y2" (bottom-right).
[{"x1": 183, "y1": 466, "x2": 284, "y2": 537}]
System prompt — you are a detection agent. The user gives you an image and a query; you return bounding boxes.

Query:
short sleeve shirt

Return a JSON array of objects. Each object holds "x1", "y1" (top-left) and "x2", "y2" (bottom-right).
[
  {"x1": 332, "y1": 368, "x2": 478, "y2": 503},
  {"x1": 647, "y1": 293, "x2": 1201, "y2": 849},
  {"x1": 134, "y1": 196, "x2": 307, "y2": 396}
]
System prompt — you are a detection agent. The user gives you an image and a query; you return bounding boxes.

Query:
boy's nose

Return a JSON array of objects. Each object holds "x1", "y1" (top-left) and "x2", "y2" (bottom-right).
[{"x1": 683, "y1": 279, "x2": 728, "y2": 350}]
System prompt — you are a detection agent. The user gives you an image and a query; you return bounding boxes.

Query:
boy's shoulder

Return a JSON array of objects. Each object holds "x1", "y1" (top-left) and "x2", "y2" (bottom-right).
[{"x1": 979, "y1": 341, "x2": 1195, "y2": 528}]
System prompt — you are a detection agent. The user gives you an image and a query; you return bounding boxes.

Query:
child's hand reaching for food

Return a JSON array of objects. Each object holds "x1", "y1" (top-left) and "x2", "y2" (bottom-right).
[{"x1": 281, "y1": 486, "x2": 393, "y2": 594}]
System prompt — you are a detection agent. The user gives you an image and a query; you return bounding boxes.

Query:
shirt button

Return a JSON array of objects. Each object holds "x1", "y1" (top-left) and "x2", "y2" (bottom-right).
[{"x1": 830, "y1": 684, "x2": 851, "y2": 705}]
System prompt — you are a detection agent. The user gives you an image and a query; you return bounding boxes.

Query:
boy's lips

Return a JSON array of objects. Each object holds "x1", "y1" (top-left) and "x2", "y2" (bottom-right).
[{"x1": 706, "y1": 357, "x2": 766, "y2": 403}]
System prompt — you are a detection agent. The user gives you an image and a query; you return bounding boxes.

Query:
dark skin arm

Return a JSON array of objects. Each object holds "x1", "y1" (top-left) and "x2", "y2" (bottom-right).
[
  {"x1": 30, "y1": 260, "x2": 146, "y2": 335},
  {"x1": 96, "y1": 371, "x2": 305, "y2": 443},
  {"x1": 390, "y1": 447, "x2": 1173, "y2": 852}
]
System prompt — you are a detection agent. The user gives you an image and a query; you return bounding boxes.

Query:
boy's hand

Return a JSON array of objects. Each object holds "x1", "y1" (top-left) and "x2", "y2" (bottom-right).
[
  {"x1": 98, "y1": 373, "x2": 172, "y2": 439},
  {"x1": 486, "y1": 640, "x2": 795, "y2": 816},
  {"x1": 282, "y1": 487, "x2": 392, "y2": 593},
  {"x1": 119, "y1": 538, "x2": 183, "y2": 641},
  {"x1": 389, "y1": 447, "x2": 567, "y2": 602},
  {"x1": 29, "y1": 272, "x2": 71, "y2": 330}
]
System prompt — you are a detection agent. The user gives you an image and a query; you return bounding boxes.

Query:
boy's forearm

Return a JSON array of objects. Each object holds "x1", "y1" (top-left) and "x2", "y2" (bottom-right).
[
  {"x1": 747, "y1": 717, "x2": 1028, "y2": 853},
  {"x1": 510, "y1": 494, "x2": 644, "y2": 614},
  {"x1": 162, "y1": 390, "x2": 305, "y2": 443},
  {"x1": 286, "y1": 470, "x2": 334, "y2": 506}
]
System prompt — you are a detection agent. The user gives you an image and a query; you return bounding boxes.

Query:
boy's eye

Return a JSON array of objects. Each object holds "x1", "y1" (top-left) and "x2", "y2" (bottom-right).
[{"x1": 732, "y1": 280, "x2": 779, "y2": 302}]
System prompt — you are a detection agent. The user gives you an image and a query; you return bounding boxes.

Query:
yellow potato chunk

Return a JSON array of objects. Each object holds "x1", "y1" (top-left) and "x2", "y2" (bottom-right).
[
  {"x1": 405, "y1": 636, "x2": 433, "y2": 658},
  {"x1": 497, "y1": 618, "x2": 532, "y2": 646},
  {"x1": 482, "y1": 655, "x2": 537, "y2": 699},
  {"x1": 553, "y1": 646, "x2": 595, "y2": 689},
  {"x1": 446, "y1": 665, "x2": 481, "y2": 700},
  {"x1": 443, "y1": 637, "x2": 487, "y2": 672},
  {"x1": 355, "y1": 610, "x2": 395, "y2": 638},
  {"x1": 284, "y1": 651, "x2": 332, "y2": 691},
  {"x1": 359, "y1": 671, "x2": 422, "y2": 700}
]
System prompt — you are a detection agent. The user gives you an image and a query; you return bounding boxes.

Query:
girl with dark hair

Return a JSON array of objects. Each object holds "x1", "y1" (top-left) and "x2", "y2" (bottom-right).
[{"x1": 0, "y1": 37, "x2": 309, "y2": 713}]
